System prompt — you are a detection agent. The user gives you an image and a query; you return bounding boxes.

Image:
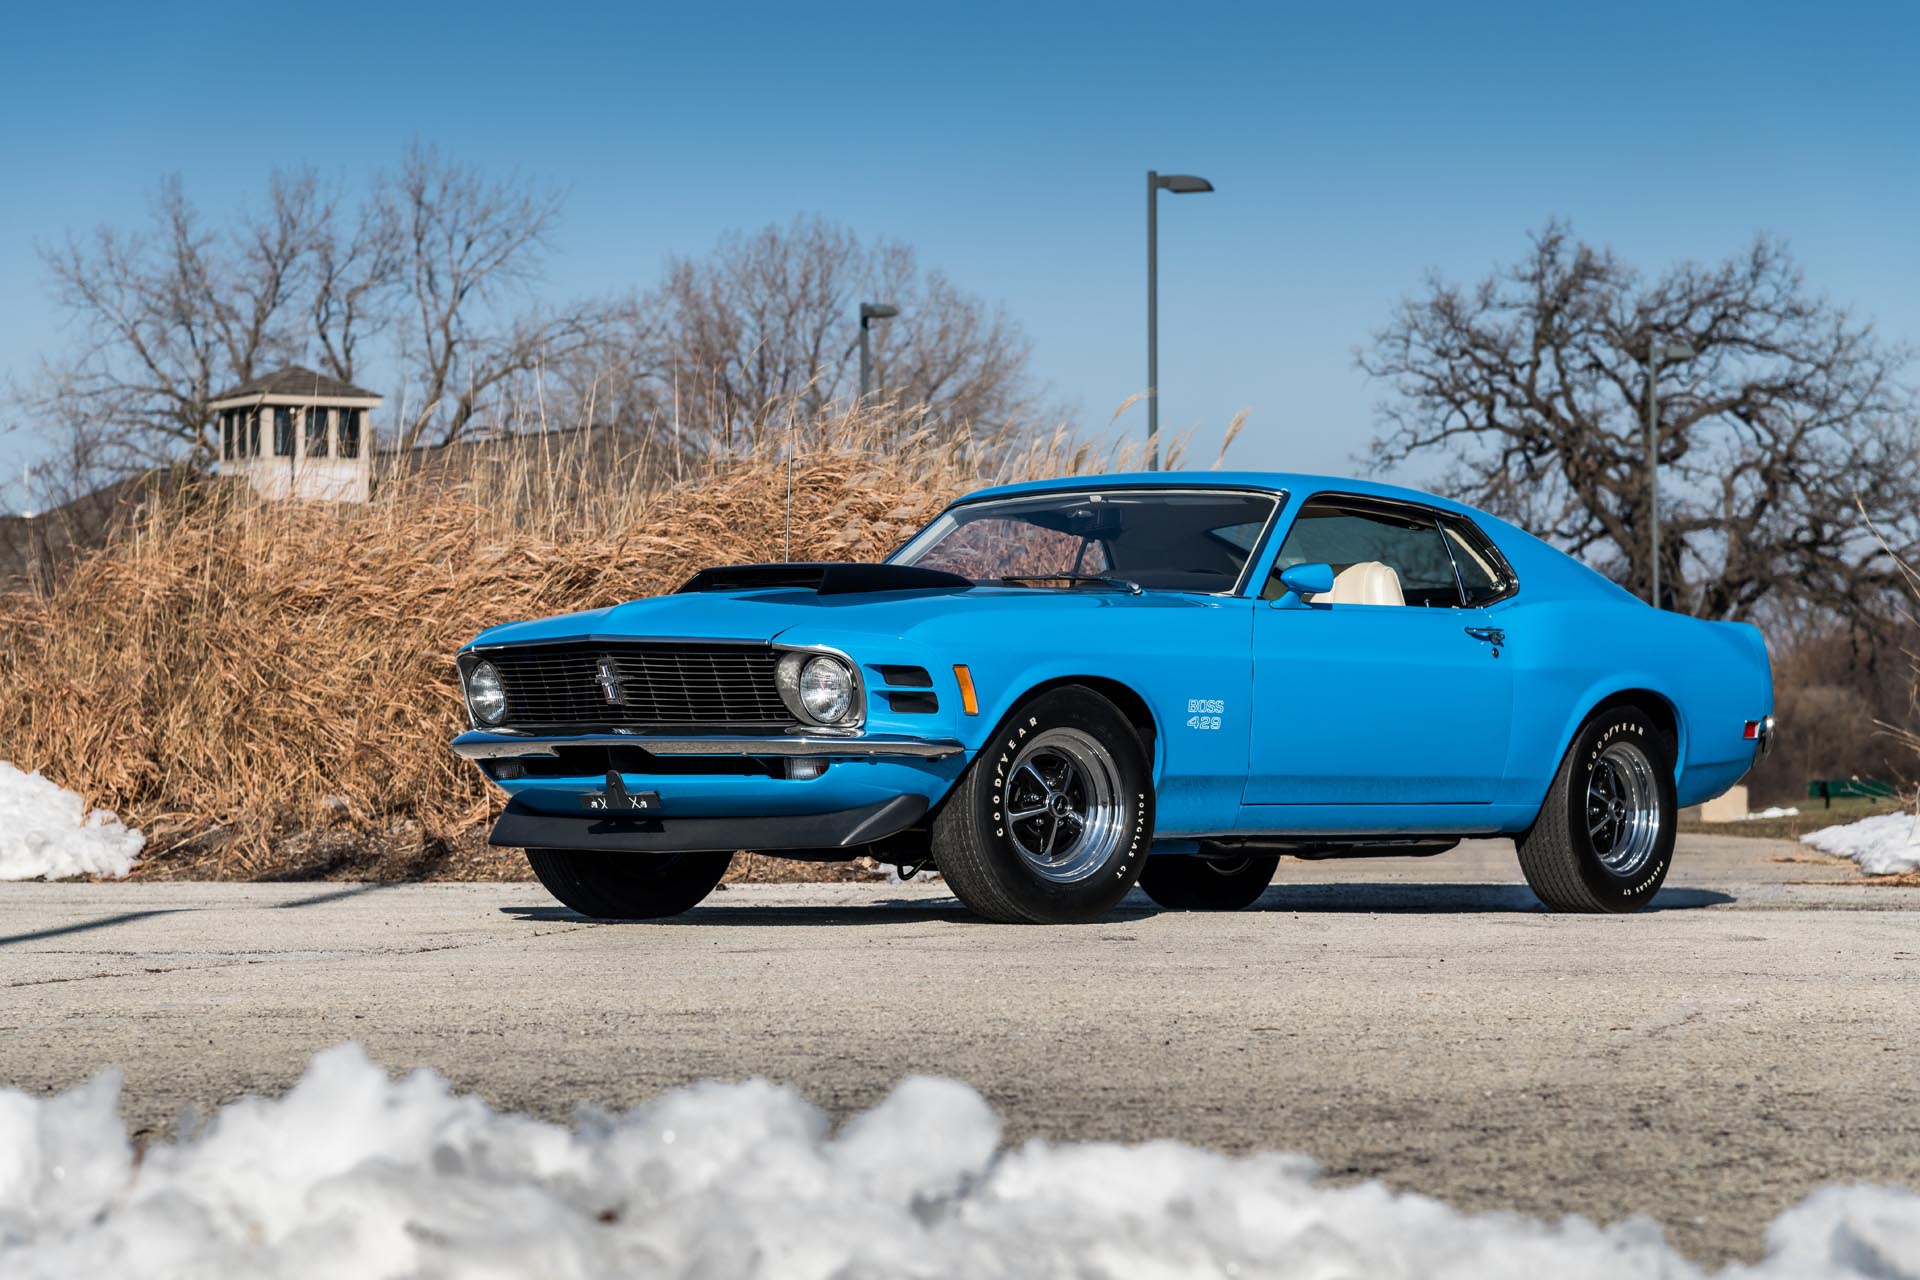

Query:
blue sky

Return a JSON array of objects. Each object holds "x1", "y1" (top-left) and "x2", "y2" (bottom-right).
[{"x1": 1, "y1": 0, "x2": 1915, "y2": 510}]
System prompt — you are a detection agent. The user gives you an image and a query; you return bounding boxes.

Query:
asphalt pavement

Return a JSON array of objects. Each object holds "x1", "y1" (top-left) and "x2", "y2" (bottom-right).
[{"x1": 2, "y1": 833, "x2": 1914, "y2": 1266}]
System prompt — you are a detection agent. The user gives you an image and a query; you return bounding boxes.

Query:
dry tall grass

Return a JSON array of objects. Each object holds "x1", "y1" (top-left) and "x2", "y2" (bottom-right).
[{"x1": 0, "y1": 407, "x2": 1202, "y2": 871}]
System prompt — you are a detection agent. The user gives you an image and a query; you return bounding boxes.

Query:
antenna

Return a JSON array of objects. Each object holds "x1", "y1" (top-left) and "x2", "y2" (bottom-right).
[{"x1": 784, "y1": 418, "x2": 794, "y2": 563}]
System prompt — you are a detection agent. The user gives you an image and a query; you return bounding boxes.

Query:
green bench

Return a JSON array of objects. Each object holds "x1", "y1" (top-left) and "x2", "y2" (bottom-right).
[{"x1": 1808, "y1": 779, "x2": 1897, "y2": 807}]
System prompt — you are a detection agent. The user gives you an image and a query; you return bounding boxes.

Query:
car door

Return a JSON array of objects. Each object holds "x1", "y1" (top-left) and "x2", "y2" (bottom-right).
[{"x1": 1242, "y1": 496, "x2": 1514, "y2": 806}]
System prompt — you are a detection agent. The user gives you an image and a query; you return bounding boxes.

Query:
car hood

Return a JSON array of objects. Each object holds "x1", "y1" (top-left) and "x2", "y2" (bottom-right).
[{"x1": 466, "y1": 586, "x2": 1216, "y2": 650}]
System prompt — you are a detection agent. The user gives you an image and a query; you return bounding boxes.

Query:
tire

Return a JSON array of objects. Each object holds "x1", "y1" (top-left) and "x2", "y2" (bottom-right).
[
  {"x1": 1138, "y1": 854, "x2": 1280, "y2": 911},
  {"x1": 526, "y1": 849, "x2": 731, "y2": 919},
  {"x1": 931, "y1": 686, "x2": 1154, "y2": 923},
  {"x1": 1518, "y1": 705, "x2": 1676, "y2": 913}
]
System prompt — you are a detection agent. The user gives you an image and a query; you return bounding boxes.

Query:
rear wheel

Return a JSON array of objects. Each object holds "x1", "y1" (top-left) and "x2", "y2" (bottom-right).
[
  {"x1": 525, "y1": 849, "x2": 731, "y2": 919},
  {"x1": 1138, "y1": 853, "x2": 1280, "y2": 911},
  {"x1": 1518, "y1": 705, "x2": 1676, "y2": 913},
  {"x1": 931, "y1": 686, "x2": 1154, "y2": 923}
]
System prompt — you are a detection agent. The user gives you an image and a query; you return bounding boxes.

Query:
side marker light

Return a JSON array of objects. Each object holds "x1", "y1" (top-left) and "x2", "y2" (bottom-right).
[{"x1": 953, "y1": 665, "x2": 979, "y2": 716}]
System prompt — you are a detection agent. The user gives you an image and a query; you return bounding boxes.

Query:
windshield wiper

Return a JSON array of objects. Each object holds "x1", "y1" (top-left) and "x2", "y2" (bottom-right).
[{"x1": 995, "y1": 574, "x2": 1144, "y2": 596}]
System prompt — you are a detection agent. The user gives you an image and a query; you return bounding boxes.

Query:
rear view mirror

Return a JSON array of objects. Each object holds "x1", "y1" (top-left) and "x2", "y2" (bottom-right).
[{"x1": 1272, "y1": 562, "x2": 1334, "y2": 608}]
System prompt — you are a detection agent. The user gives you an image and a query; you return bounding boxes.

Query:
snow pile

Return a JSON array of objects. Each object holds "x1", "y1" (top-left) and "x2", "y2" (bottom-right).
[
  {"x1": 1, "y1": 1046, "x2": 1918, "y2": 1279},
  {"x1": 1742, "y1": 806, "x2": 1800, "y2": 821},
  {"x1": 1802, "y1": 810, "x2": 1920, "y2": 876},
  {"x1": 0, "y1": 761, "x2": 143, "y2": 881}
]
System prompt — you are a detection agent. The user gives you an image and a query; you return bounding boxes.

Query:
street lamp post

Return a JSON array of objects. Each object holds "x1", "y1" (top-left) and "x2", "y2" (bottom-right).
[
  {"x1": 858, "y1": 302, "x2": 898, "y2": 402},
  {"x1": 1642, "y1": 339, "x2": 1696, "y2": 609},
  {"x1": 1146, "y1": 170, "x2": 1213, "y2": 470}
]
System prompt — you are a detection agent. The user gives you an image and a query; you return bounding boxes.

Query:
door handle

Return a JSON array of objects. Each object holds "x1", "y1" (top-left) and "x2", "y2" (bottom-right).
[{"x1": 1464, "y1": 626, "x2": 1506, "y2": 646}]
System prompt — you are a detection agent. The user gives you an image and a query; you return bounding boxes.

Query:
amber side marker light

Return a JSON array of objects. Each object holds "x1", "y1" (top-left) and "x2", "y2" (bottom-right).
[{"x1": 953, "y1": 664, "x2": 980, "y2": 716}]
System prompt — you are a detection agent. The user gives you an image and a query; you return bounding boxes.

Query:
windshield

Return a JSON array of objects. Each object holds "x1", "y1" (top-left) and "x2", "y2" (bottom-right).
[{"x1": 890, "y1": 488, "x2": 1279, "y2": 594}]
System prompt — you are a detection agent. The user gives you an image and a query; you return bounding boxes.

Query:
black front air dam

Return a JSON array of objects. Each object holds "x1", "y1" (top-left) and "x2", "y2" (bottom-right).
[{"x1": 489, "y1": 794, "x2": 929, "y2": 855}]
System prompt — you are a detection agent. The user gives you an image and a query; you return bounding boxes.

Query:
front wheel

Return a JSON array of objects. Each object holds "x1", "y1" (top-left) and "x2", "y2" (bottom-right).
[
  {"x1": 1517, "y1": 705, "x2": 1676, "y2": 913},
  {"x1": 1138, "y1": 854, "x2": 1280, "y2": 911},
  {"x1": 931, "y1": 686, "x2": 1154, "y2": 923},
  {"x1": 526, "y1": 849, "x2": 731, "y2": 919}
]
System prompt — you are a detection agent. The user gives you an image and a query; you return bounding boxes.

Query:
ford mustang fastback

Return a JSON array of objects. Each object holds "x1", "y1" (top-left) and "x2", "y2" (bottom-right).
[{"x1": 452, "y1": 472, "x2": 1774, "y2": 923}]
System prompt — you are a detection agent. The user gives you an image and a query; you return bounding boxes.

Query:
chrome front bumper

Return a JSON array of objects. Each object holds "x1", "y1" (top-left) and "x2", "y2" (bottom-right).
[{"x1": 451, "y1": 729, "x2": 966, "y2": 761}]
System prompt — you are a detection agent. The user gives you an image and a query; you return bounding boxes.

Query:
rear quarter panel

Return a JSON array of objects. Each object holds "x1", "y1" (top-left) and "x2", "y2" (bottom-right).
[{"x1": 1485, "y1": 520, "x2": 1774, "y2": 814}]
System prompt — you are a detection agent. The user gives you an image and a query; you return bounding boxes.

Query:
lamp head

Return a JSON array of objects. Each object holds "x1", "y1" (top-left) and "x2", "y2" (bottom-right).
[{"x1": 1153, "y1": 173, "x2": 1214, "y2": 194}]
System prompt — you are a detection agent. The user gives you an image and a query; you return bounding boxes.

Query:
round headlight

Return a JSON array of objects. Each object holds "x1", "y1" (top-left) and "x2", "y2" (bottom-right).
[
  {"x1": 466, "y1": 660, "x2": 507, "y2": 725},
  {"x1": 798, "y1": 656, "x2": 854, "y2": 723}
]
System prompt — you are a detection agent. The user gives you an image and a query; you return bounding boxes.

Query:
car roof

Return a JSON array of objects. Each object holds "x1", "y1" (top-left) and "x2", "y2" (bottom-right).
[
  {"x1": 949, "y1": 470, "x2": 1644, "y2": 608},
  {"x1": 954, "y1": 471, "x2": 1488, "y2": 519}
]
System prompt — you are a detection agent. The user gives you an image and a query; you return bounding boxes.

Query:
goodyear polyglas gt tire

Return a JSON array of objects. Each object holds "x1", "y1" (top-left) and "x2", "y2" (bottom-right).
[
  {"x1": 931, "y1": 686, "x2": 1154, "y2": 923},
  {"x1": 1517, "y1": 705, "x2": 1676, "y2": 913}
]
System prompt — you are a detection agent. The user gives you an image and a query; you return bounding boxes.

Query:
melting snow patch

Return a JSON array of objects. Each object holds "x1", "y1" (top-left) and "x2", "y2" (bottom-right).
[
  {"x1": 1742, "y1": 806, "x2": 1800, "y2": 821},
  {"x1": 0, "y1": 762, "x2": 143, "y2": 881},
  {"x1": 0, "y1": 1045, "x2": 1917, "y2": 1278},
  {"x1": 1802, "y1": 810, "x2": 1920, "y2": 876}
]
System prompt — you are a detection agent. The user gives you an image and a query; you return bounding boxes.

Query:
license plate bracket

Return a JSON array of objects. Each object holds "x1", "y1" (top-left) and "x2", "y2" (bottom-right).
[{"x1": 581, "y1": 771, "x2": 661, "y2": 812}]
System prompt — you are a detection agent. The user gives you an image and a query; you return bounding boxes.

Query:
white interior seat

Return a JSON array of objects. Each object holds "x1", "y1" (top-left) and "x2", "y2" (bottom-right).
[{"x1": 1326, "y1": 561, "x2": 1404, "y2": 606}]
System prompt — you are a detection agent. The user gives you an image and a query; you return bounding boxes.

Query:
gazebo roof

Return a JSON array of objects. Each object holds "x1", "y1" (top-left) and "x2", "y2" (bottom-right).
[{"x1": 209, "y1": 365, "x2": 381, "y2": 405}]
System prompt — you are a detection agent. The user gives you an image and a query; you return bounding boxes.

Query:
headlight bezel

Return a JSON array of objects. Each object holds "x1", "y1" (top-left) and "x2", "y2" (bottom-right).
[
  {"x1": 463, "y1": 658, "x2": 508, "y2": 726},
  {"x1": 774, "y1": 648, "x2": 865, "y2": 729}
]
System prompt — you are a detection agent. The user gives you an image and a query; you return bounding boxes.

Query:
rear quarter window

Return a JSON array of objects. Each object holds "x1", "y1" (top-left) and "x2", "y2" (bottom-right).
[{"x1": 1439, "y1": 517, "x2": 1518, "y2": 605}]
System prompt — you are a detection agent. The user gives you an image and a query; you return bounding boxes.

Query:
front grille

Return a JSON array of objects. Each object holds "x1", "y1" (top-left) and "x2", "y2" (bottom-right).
[{"x1": 481, "y1": 642, "x2": 792, "y2": 729}]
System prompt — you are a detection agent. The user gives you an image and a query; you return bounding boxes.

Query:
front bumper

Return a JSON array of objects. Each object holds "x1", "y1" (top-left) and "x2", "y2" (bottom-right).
[
  {"x1": 455, "y1": 729, "x2": 968, "y2": 856},
  {"x1": 451, "y1": 729, "x2": 965, "y2": 760}
]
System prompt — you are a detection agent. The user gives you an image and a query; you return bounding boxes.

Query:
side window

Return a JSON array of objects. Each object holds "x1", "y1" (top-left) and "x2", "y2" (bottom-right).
[
  {"x1": 1265, "y1": 499, "x2": 1461, "y2": 607},
  {"x1": 1439, "y1": 517, "x2": 1516, "y2": 606},
  {"x1": 305, "y1": 408, "x2": 330, "y2": 457}
]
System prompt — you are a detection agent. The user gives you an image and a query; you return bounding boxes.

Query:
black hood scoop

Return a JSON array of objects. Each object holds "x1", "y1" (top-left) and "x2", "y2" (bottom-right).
[{"x1": 676, "y1": 562, "x2": 974, "y2": 596}]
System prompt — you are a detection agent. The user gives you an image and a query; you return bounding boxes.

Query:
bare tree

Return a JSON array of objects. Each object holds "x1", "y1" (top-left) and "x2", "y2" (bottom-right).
[
  {"x1": 35, "y1": 180, "x2": 258, "y2": 473},
  {"x1": 310, "y1": 185, "x2": 402, "y2": 385},
  {"x1": 657, "y1": 217, "x2": 1035, "y2": 448},
  {"x1": 392, "y1": 146, "x2": 616, "y2": 450},
  {"x1": 1362, "y1": 225, "x2": 1920, "y2": 620},
  {"x1": 20, "y1": 161, "x2": 1039, "y2": 495},
  {"x1": 26, "y1": 172, "x2": 333, "y2": 479}
]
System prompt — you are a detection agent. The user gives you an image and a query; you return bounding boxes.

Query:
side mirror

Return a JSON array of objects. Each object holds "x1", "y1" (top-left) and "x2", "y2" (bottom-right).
[{"x1": 1272, "y1": 562, "x2": 1334, "y2": 609}]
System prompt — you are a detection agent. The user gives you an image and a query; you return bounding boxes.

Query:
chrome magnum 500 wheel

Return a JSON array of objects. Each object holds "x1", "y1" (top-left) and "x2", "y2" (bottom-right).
[
  {"x1": 1518, "y1": 705, "x2": 1676, "y2": 913},
  {"x1": 932, "y1": 686, "x2": 1154, "y2": 923}
]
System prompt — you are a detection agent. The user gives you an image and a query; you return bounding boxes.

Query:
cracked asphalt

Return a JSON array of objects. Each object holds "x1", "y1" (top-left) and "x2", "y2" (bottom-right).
[{"x1": 2, "y1": 833, "x2": 1915, "y2": 1266}]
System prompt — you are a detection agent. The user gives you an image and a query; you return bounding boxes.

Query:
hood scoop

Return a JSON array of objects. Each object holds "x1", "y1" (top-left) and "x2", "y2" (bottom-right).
[{"x1": 676, "y1": 562, "x2": 973, "y2": 596}]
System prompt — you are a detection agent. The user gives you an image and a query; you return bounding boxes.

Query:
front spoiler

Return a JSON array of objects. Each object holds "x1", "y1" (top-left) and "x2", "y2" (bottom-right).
[
  {"x1": 453, "y1": 730, "x2": 964, "y2": 761},
  {"x1": 489, "y1": 794, "x2": 929, "y2": 854}
]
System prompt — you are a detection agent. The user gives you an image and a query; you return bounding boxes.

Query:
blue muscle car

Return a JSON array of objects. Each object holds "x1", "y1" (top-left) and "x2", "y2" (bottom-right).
[{"x1": 452, "y1": 473, "x2": 1774, "y2": 923}]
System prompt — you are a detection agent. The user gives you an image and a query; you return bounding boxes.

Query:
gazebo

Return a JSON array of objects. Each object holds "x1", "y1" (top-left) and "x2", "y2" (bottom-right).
[{"x1": 208, "y1": 366, "x2": 382, "y2": 503}]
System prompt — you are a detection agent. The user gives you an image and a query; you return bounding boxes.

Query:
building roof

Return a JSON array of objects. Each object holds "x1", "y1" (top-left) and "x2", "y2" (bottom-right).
[{"x1": 209, "y1": 365, "x2": 380, "y2": 404}]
